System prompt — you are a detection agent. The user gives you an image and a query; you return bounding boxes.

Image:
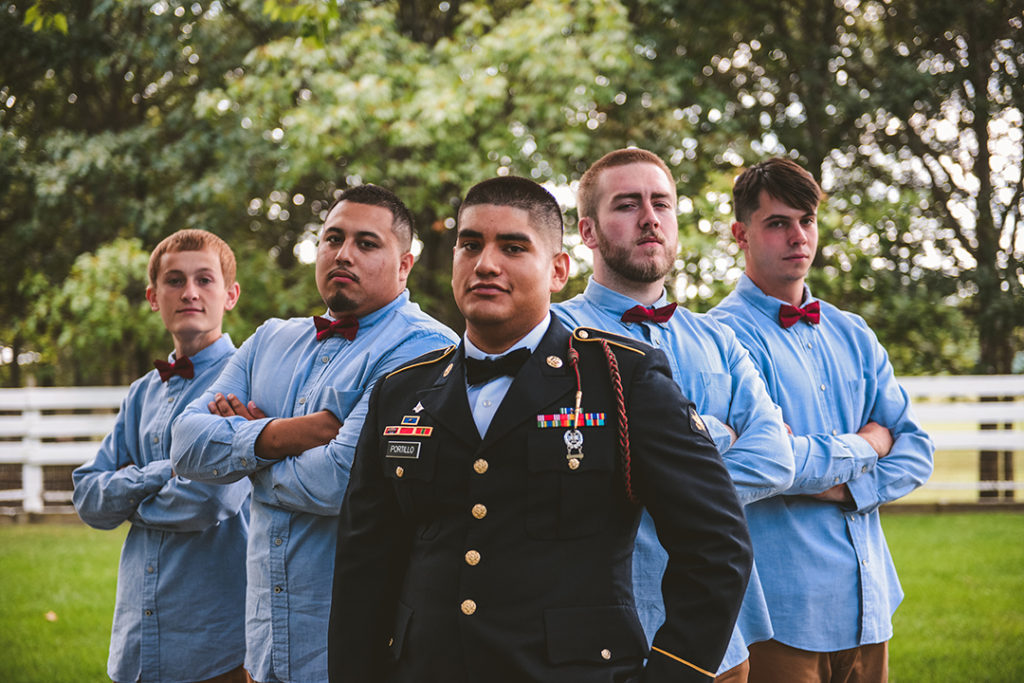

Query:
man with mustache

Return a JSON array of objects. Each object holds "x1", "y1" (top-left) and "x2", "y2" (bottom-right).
[
  {"x1": 328, "y1": 176, "x2": 752, "y2": 683},
  {"x1": 553, "y1": 148, "x2": 794, "y2": 682},
  {"x1": 172, "y1": 185, "x2": 457, "y2": 683},
  {"x1": 710, "y1": 158, "x2": 933, "y2": 682}
]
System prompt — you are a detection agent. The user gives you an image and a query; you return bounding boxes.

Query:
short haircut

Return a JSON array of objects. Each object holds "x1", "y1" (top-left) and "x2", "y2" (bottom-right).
[
  {"x1": 148, "y1": 229, "x2": 236, "y2": 287},
  {"x1": 577, "y1": 148, "x2": 675, "y2": 220},
  {"x1": 458, "y1": 176, "x2": 564, "y2": 251},
  {"x1": 325, "y1": 184, "x2": 415, "y2": 252},
  {"x1": 732, "y1": 158, "x2": 823, "y2": 223}
]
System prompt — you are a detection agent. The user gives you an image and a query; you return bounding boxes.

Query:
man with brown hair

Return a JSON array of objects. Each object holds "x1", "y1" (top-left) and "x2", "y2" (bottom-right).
[
  {"x1": 711, "y1": 157, "x2": 934, "y2": 682},
  {"x1": 74, "y1": 229, "x2": 250, "y2": 683},
  {"x1": 554, "y1": 147, "x2": 794, "y2": 682}
]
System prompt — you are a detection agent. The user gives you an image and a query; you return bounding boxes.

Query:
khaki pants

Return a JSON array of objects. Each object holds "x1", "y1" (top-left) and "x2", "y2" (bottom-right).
[
  {"x1": 197, "y1": 665, "x2": 247, "y2": 683},
  {"x1": 716, "y1": 658, "x2": 750, "y2": 682},
  {"x1": 748, "y1": 639, "x2": 888, "y2": 683}
]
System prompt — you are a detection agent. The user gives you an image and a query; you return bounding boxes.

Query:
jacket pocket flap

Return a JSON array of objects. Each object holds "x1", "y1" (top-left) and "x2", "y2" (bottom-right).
[{"x1": 543, "y1": 605, "x2": 646, "y2": 665}]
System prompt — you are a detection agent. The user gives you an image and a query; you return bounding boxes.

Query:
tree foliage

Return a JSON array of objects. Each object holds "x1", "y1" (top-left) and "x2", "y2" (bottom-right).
[{"x1": 2, "y1": 0, "x2": 1020, "y2": 385}]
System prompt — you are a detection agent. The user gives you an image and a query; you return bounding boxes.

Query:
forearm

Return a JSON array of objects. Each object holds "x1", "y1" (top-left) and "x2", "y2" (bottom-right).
[
  {"x1": 253, "y1": 411, "x2": 341, "y2": 460},
  {"x1": 131, "y1": 476, "x2": 251, "y2": 531},
  {"x1": 72, "y1": 460, "x2": 173, "y2": 530}
]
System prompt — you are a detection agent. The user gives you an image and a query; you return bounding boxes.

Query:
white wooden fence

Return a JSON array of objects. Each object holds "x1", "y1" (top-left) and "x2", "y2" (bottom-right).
[{"x1": 0, "y1": 377, "x2": 1021, "y2": 515}]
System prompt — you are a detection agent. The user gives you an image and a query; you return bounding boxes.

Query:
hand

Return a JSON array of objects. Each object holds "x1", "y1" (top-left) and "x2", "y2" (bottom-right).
[
  {"x1": 783, "y1": 422, "x2": 793, "y2": 435},
  {"x1": 254, "y1": 410, "x2": 343, "y2": 460},
  {"x1": 208, "y1": 393, "x2": 267, "y2": 421},
  {"x1": 857, "y1": 421, "x2": 893, "y2": 457},
  {"x1": 809, "y1": 483, "x2": 853, "y2": 503}
]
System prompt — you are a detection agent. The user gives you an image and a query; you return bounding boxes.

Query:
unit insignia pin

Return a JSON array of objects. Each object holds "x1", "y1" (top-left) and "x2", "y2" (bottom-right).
[{"x1": 412, "y1": 402, "x2": 424, "y2": 413}]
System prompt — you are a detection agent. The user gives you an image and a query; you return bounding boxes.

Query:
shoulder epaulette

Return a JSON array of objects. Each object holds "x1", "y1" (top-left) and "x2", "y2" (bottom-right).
[
  {"x1": 571, "y1": 327, "x2": 647, "y2": 356},
  {"x1": 385, "y1": 345, "x2": 457, "y2": 380}
]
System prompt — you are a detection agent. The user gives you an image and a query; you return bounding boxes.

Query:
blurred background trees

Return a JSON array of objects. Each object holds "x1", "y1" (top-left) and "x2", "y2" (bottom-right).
[{"x1": 2, "y1": 0, "x2": 1021, "y2": 386}]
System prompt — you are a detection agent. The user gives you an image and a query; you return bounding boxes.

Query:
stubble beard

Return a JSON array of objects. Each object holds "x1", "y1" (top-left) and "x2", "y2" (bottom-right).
[{"x1": 594, "y1": 225, "x2": 673, "y2": 284}]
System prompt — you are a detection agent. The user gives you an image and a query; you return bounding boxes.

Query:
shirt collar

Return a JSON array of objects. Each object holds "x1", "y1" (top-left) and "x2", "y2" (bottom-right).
[
  {"x1": 582, "y1": 277, "x2": 670, "y2": 318},
  {"x1": 464, "y1": 313, "x2": 551, "y2": 360},
  {"x1": 735, "y1": 274, "x2": 819, "y2": 323},
  {"x1": 166, "y1": 333, "x2": 234, "y2": 371},
  {"x1": 320, "y1": 290, "x2": 410, "y2": 330}
]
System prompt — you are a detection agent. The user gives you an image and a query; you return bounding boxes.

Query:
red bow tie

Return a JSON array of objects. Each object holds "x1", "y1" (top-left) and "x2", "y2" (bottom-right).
[
  {"x1": 779, "y1": 301, "x2": 821, "y2": 328},
  {"x1": 314, "y1": 315, "x2": 359, "y2": 342},
  {"x1": 154, "y1": 356, "x2": 194, "y2": 382},
  {"x1": 621, "y1": 302, "x2": 678, "y2": 324}
]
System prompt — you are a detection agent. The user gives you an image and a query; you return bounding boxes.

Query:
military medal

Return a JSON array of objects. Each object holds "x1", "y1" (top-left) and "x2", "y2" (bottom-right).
[{"x1": 564, "y1": 389, "x2": 585, "y2": 469}]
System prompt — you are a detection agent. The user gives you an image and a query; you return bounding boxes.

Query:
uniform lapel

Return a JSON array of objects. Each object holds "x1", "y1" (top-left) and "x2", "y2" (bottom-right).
[
  {"x1": 480, "y1": 318, "x2": 575, "y2": 450},
  {"x1": 415, "y1": 344, "x2": 481, "y2": 448}
]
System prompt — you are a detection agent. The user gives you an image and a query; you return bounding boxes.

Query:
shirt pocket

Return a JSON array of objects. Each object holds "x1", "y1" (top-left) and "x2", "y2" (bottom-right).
[
  {"x1": 543, "y1": 605, "x2": 647, "y2": 666},
  {"x1": 382, "y1": 437, "x2": 438, "y2": 514},
  {"x1": 525, "y1": 426, "x2": 617, "y2": 540}
]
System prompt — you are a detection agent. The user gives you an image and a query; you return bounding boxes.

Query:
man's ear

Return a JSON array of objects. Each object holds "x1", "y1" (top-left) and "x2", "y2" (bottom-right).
[
  {"x1": 224, "y1": 282, "x2": 241, "y2": 311},
  {"x1": 731, "y1": 221, "x2": 749, "y2": 250},
  {"x1": 146, "y1": 285, "x2": 159, "y2": 311},
  {"x1": 397, "y1": 251, "x2": 415, "y2": 286},
  {"x1": 578, "y1": 216, "x2": 599, "y2": 249},
  {"x1": 549, "y1": 251, "x2": 570, "y2": 294}
]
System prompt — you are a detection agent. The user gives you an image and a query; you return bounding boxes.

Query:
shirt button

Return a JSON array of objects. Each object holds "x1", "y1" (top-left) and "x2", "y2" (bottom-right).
[
  {"x1": 862, "y1": 559, "x2": 868, "y2": 566},
  {"x1": 240, "y1": 458, "x2": 247, "y2": 467},
  {"x1": 473, "y1": 459, "x2": 488, "y2": 474},
  {"x1": 152, "y1": 436, "x2": 159, "y2": 444},
  {"x1": 274, "y1": 585, "x2": 283, "y2": 594},
  {"x1": 145, "y1": 609, "x2": 153, "y2": 616},
  {"x1": 600, "y1": 648, "x2": 612, "y2": 660},
  {"x1": 862, "y1": 465, "x2": 869, "y2": 473},
  {"x1": 461, "y1": 599, "x2": 477, "y2": 615},
  {"x1": 849, "y1": 515, "x2": 856, "y2": 522},
  {"x1": 832, "y1": 429, "x2": 838, "y2": 436},
  {"x1": 833, "y1": 477, "x2": 841, "y2": 484},
  {"x1": 212, "y1": 468, "x2": 219, "y2": 476},
  {"x1": 471, "y1": 504, "x2": 487, "y2": 519},
  {"x1": 465, "y1": 550, "x2": 481, "y2": 566},
  {"x1": 482, "y1": 400, "x2": 492, "y2": 408},
  {"x1": 807, "y1": 342, "x2": 813, "y2": 349},
  {"x1": 274, "y1": 537, "x2": 283, "y2": 546},
  {"x1": 298, "y1": 397, "x2": 306, "y2": 405},
  {"x1": 146, "y1": 566, "x2": 154, "y2": 573},
  {"x1": 322, "y1": 355, "x2": 330, "y2": 363},
  {"x1": 820, "y1": 384, "x2": 826, "y2": 391},
  {"x1": 167, "y1": 397, "x2": 174, "y2": 403}
]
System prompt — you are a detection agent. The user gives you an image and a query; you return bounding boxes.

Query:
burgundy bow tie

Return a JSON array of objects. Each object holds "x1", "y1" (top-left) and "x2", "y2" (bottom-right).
[
  {"x1": 779, "y1": 301, "x2": 821, "y2": 328},
  {"x1": 154, "y1": 356, "x2": 194, "y2": 382},
  {"x1": 621, "y1": 302, "x2": 678, "y2": 324},
  {"x1": 314, "y1": 315, "x2": 359, "y2": 341}
]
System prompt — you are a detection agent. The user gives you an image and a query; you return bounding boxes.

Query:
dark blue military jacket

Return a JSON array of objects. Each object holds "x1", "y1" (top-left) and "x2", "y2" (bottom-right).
[{"x1": 329, "y1": 317, "x2": 751, "y2": 683}]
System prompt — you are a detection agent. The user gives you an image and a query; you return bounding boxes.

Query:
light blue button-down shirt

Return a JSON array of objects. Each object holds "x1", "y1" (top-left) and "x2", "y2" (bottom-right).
[
  {"x1": 553, "y1": 278, "x2": 793, "y2": 673},
  {"x1": 171, "y1": 291, "x2": 456, "y2": 683},
  {"x1": 73, "y1": 335, "x2": 249, "y2": 683},
  {"x1": 710, "y1": 274, "x2": 934, "y2": 651}
]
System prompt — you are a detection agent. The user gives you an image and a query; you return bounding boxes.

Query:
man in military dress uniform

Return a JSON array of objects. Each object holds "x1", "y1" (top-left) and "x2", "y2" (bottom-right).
[{"x1": 328, "y1": 176, "x2": 752, "y2": 683}]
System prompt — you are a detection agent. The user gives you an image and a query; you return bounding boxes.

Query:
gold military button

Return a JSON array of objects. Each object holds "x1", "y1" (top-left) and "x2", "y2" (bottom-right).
[
  {"x1": 465, "y1": 550, "x2": 481, "y2": 566},
  {"x1": 471, "y1": 503, "x2": 488, "y2": 519},
  {"x1": 395, "y1": 466, "x2": 405, "y2": 478},
  {"x1": 388, "y1": 637, "x2": 394, "y2": 647},
  {"x1": 600, "y1": 648, "x2": 612, "y2": 660},
  {"x1": 461, "y1": 599, "x2": 477, "y2": 615},
  {"x1": 578, "y1": 329, "x2": 590, "y2": 339},
  {"x1": 443, "y1": 363, "x2": 453, "y2": 377},
  {"x1": 546, "y1": 355, "x2": 563, "y2": 368},
  {"x1": 473, "y1": 459, "x2": 489, "y2": 474},
  {"x1": 568, "y1": 458, "x2": 580, "y2": 470}
]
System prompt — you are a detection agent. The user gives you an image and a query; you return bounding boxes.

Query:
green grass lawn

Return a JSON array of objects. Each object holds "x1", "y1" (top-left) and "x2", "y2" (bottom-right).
[{"x1": 1, "y1": 514, "x2": 1021, "y2": 682}]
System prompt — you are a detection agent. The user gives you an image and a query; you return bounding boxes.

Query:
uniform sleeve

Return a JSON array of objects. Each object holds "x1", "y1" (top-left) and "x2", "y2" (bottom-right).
[
  {"x1": 328, "y1": 379, "x2": 413, "y2": 683},
  {"x1": 843, "y1": 332, "x2": 934, "y2": 513},
  {"x1": 72, "y1": 392, "x2": 173, "y2": 530},
  {"x1": 632, "y1": 352, "x2": 753, "y2": 683},
  {"x1": 714, "y1": 326, "x2": 795, "y2": 504},
  {"x1": 171, "y1": 337, "x2": 270, "y2": 484},
  {"x1": 248, "y1": 331, "x2": 455, "y2": 517}
]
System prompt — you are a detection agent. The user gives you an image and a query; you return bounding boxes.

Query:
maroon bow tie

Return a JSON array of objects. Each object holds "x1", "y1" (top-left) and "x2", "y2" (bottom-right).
[
  {"x1": 779, "y1": 301, "x2": 821, "y2": 328},
  {"x1": 621, "y1": 302, "x2": 678, "y2": 324},
  {"x1": 314, "y1": 315, "x2": 359, "y2": 342},
  {"x1": 154, "y1": 356, "x2": 194, "y2": 382}
]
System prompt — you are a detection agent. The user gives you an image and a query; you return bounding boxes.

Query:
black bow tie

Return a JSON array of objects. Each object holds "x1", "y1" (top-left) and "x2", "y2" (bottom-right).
[{"x1": 465, "y1": 348, "x2": 531, "y2": 386}]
